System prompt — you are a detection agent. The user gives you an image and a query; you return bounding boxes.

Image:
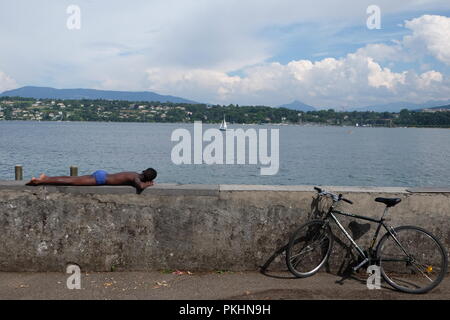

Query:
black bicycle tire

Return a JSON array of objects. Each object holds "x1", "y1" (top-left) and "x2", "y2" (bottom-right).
[
  {"x1": 376, "y1": 225, "x2": 448, "y2": 294},
  {"x1": 286, "y1": 219, "x2": 333, "y2": 278}
]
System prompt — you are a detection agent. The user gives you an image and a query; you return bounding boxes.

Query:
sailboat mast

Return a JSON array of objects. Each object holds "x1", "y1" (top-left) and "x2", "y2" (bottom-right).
[{"x1": 220, "y1": 114, "x2": 227, "y2": 130}]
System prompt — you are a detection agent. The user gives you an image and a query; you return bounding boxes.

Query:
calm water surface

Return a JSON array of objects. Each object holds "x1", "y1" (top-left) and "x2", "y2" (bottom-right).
[{"x1": 0, "y1": 121, "x2": 449, "y2": 187}]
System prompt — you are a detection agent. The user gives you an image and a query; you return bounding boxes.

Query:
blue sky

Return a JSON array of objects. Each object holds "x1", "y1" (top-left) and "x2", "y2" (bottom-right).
[{"x1": 1, "y1": 0, "x2": 450, "y2": 108}]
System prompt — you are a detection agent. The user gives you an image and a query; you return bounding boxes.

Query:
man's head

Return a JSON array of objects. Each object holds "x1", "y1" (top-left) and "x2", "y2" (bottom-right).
[{"x1": 141, "y1": 168, "x2": 157, "y2": 182}]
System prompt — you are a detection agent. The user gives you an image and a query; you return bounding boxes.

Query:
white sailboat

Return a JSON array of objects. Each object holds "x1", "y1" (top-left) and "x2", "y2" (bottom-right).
[{"x1": 220, "y1": 115, "x2": 227, "y2": 131}]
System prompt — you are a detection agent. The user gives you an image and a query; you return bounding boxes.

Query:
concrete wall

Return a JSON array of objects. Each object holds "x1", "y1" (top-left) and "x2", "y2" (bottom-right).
[{"x1": 0, "y1": 181, "x2": 448, "y2": 273}]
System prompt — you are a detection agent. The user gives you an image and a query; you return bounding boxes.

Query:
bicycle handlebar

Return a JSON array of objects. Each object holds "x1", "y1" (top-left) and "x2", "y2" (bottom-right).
[{"x1": 314, "y1": 186, "x2": 353, "y2": 204}]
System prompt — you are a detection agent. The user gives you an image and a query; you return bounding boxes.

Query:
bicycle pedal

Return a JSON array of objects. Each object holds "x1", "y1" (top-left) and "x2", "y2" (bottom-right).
[{"x1": 353, "y1": 258, "x2": 369, "y2": 272}]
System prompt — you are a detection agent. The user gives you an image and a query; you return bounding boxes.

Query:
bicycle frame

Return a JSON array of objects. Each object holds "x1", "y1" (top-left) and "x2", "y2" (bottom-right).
[{"x1": 323, "y1": 203, "x2": 409, "y2": 269}]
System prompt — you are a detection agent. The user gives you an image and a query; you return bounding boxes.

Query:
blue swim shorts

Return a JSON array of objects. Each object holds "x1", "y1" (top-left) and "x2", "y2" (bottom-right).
[{"x1": 92, "y1": 170, "x2": 108, "y2": 185}]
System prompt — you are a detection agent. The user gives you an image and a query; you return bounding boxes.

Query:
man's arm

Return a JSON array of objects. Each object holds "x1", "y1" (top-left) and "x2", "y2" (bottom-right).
[{"x1": 132, "y1": 177, "x2": 154, "y2": 194}]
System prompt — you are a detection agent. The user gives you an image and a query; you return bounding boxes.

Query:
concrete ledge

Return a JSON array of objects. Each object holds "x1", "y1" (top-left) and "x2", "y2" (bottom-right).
[
  {"x1": 219, "y1": 184, "x2": 409, "y2": 193},
  {"x1": 49, "y1": 184, "x2": 220, "y2": 197},
  {"x1": 0, "y1": 181, "x2": 449, "y2": 272},
  {"x1": 0, "y1": 181, "x2": 219, "y2": 196},
  {"x1": 0, "y1": 181, "x2": 439, "y2": 194},
  {"x1": 406, "y1": 187, "x2": 450, "y2": 193}
]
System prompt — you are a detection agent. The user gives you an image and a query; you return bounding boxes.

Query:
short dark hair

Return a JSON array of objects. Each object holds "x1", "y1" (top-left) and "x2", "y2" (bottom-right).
[{"x1": 141, "y1": 168, "x2": 157, "y2": 182}]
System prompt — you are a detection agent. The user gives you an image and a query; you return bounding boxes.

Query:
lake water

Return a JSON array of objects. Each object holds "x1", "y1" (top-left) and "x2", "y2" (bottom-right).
[{"x1": 0, "y1": 121, "x2": 449, "y2": 187}]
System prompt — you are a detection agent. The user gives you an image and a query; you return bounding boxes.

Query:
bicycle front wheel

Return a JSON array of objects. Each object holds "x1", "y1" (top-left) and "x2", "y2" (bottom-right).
[
  {"x1": 377, "y1": 225, "x2": 448, "y2": 294},
  {"x1": 286, "y1": 219, "x2": 333, "y2": 278}
]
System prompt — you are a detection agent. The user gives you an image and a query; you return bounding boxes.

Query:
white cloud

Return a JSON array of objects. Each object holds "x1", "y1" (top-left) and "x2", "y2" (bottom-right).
[
  {"x1": 355, "y1": 44, "x2": 404, "y2": 63},
  {"x1": 0, "y1": 71, "x2": 18, "y2": 93},
  {"x1": 143, "y1": 14, "x2": 450, "y2": 107},
  {"x1": 167, "y1": 59, "x2": 445, "y2": 107},
  {"x1": 357, "y1": 15, "x2": 450, "y2": 65},
  {"x1": 403, "y1": 15, "x2": 450, "y2": 65},
  {"x1": 144, "y1": 50, "x2": 449, "y2": 107},
  {"x1": 367, "y1": 59, "x2": 406, "y2": 90}
]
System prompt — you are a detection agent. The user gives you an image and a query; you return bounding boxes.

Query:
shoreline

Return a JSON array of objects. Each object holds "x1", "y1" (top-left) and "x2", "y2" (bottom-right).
[{"x1": 0, "y1": 119, "x2": 449, "y2": 129}]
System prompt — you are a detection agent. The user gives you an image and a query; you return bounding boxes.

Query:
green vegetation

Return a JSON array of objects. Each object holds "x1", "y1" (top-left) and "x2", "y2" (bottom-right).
[{"x1": 1, "y1": 96, "x2": 449, "y2": 127}]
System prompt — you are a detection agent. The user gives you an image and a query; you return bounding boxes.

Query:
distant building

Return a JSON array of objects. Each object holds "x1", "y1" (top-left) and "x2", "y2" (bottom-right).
[{"x1": 422, "y1": 108, "x2": 450, "y2": 113}]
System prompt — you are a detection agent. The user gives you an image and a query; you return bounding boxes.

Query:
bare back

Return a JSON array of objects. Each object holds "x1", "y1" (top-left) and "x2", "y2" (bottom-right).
[{"x1": 105, "y1": 172, "x2": 140, "y2": 185}]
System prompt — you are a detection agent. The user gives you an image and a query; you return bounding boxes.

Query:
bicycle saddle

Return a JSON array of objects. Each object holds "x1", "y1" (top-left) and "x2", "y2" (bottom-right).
[{"x1": 374, "y1": 197, "x2": 401, "y2": 207}]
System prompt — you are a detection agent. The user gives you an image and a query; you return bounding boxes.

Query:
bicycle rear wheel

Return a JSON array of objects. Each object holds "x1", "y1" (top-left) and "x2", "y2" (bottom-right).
[
  {"x1": 286, "y1": 220, "x2": 333, "y2": 278},
  {"x1": 377, "y1": 225, "x2": 448, "y2": 294}
]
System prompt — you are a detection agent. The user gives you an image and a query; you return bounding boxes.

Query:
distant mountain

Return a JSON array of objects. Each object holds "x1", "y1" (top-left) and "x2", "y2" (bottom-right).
[
  {"x1": 278, "y1": 100, "x2": 316, "y2": 111},
  {"x1": 349, "y1": 100, "x2": 450, "y2": 113},
  {"x1": 0, "y1": 86, "x2": 199, "y2": 104}
]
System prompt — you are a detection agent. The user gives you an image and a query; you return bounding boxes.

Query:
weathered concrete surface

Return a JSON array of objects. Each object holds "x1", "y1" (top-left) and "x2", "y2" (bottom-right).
[
  {"x1": 0, "y1": 271, "x2": 448, "y2": 300},
  {"x1": 0, "y1": 182, "x2": 449, "y2": 272}
]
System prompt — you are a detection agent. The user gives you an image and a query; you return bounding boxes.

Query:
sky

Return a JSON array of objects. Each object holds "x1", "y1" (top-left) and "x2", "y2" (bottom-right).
[{"x1": 1, "y1": 0, "x2": 450, "y2": 108}]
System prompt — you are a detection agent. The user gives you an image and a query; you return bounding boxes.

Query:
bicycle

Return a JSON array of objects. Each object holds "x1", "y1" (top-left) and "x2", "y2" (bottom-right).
[{"x1": 285, "y1": 187, "x2": 448, "y2": 294}]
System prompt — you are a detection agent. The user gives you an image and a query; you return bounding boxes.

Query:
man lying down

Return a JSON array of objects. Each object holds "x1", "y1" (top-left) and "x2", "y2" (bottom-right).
[{"x1": 26, "y1": 168, "x2": 157, "y2": 194}]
